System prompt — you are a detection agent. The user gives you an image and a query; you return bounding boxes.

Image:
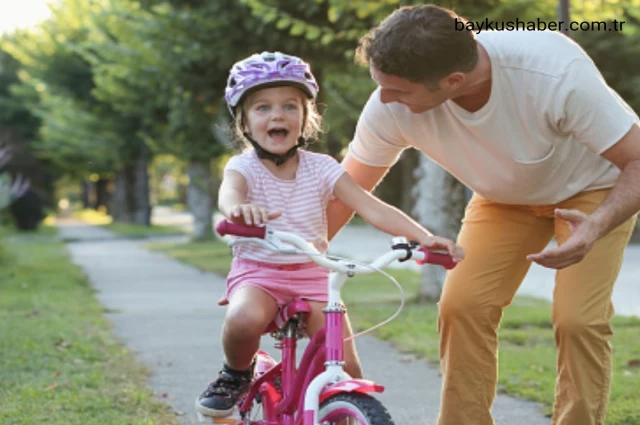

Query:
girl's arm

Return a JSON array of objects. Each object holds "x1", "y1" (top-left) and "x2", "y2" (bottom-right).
[
  {"x1": 333, "y1": 172, "x2": 464, "y2": 261},
  {"x1": 218, "y1": 170, "x2": 281, "y2": 226}
]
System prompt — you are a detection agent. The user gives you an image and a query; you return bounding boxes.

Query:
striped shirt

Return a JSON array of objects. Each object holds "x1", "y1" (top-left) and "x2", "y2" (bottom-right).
[{"x1": 224, "y1": 149, "x2": 345, "y2": 264}]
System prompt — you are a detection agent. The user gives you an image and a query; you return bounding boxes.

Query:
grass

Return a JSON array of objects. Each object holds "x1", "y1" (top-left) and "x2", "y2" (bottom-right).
[
  {"x1": 72, "y1": 208, "x2": 185, "y2": 238},
  {"x1": 147, "y1": 237, "x2": 640, "y2": 424},
  {"x1": 0, "y1": 224, "x2": 180, "y2": 425},
  {"x1": 145, "y1": 238, "x2": 234, "y2": 276}
]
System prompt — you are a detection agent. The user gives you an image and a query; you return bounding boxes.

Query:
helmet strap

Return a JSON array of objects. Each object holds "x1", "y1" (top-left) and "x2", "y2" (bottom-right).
[{"x1": 243, "y1": 133, "x2": 309, "y2": 167}]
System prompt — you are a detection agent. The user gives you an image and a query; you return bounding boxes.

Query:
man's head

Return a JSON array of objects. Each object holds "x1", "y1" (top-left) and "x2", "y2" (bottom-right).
[{"x1": 356, "y1": 5, "x2": 478, "y2": 113}]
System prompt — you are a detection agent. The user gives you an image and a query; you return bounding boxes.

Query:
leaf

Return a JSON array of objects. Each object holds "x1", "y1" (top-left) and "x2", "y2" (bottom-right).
[
  {"x1": 356, "y1": 4, "x2": 373, "y2": 19},
  {"x1": 276, "y1": 17, "x2": 291, "y2": 30},
  {"x1": 263, "y1": 11, "x2": 278, "y2": 23},
  {"x1": 290, "y1": 22, "x2": 306, "y2": 36},
  {"x1": 321, "y1": 33, "x2": 334, "y2": 45},
  {"x1": 305, "y1": 26, "x2": 322, "y2": 41},
  {"x1": 328, "y1": 6, "x2": 342, "y2": 23}
]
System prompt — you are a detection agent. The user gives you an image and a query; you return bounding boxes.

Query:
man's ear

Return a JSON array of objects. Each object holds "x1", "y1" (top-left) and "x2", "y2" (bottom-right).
[{"x1": 442, "y1": 72, "x2": 466, "y2": 91}]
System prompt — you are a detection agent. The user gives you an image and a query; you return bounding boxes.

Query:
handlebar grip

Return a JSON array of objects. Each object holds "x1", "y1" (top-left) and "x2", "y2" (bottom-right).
[
  {"x1": 416, "y1": 248, "x2": 457, "y2": 270},
  {"x1": 215, "y1": 220, "x2": 267, "y2": 239}
]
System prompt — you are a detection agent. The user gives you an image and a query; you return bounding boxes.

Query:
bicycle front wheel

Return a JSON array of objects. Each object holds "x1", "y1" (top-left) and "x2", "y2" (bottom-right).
[{"x1": 318, "y1": 393, "x2": 395, "y2": 425}]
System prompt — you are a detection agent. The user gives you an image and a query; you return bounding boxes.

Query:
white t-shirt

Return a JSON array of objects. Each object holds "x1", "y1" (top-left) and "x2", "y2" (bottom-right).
[{"x1": 349, "y1": 30, "x2": 639, "y2": 205}]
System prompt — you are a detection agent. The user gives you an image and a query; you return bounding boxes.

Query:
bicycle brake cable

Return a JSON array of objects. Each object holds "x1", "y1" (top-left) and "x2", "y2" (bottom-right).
[{"x1": 285, "y1": 249, "x2": 406, "y2": 343}]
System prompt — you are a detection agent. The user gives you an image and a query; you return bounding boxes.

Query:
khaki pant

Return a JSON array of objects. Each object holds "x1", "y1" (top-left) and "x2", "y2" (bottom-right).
[{"x1": 437, "y1": 189, "x2": 637, "y2": 425}]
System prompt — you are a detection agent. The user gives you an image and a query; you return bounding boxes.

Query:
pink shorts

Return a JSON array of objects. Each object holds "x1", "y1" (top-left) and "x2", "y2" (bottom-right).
[{"x1": 225, "y1": 257, "x2": 330, "y2": 307}]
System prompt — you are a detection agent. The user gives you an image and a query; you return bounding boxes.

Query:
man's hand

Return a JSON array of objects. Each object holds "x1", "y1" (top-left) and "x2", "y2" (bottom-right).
[{"x1": 527, "y1": 208, "x2": 600, "y2": 269}]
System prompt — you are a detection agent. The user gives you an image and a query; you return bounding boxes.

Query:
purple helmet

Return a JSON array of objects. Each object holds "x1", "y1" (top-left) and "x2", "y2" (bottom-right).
[{"x1": 225, "y1": 52, "x2": 319, "y2": 115}]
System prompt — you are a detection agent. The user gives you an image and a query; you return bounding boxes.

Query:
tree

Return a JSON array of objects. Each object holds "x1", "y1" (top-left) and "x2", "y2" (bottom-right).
[
  {"x1": 0, "y1": 41, "x2": 50, "y2": 204},
  {"x1": 83, "y1": 0, "x2": 266, "y2": 238},
  {"x1": 411, "y1": 155, "x2": 467, "y2": 301},
  {"x1": 2, "y1": 1, "x2": 152, "y2": 224},
  {"x1": 0, "y1": 145, "x2": 30, "y2": 210}
]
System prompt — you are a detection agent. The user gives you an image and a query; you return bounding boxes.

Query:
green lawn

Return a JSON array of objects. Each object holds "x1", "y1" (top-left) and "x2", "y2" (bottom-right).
[
  {"x1": 103, "y1": 222, "x2": 185, "y2": 238},
  {"x1": 147, "y1": 237, "x2": 640, "y2": 424},
  {"x1": 0, "y1": 225, "x2": 179, "y2": 425},
  {"x1": 72, "y1": 208, "x2": 185, "y2": 238}
]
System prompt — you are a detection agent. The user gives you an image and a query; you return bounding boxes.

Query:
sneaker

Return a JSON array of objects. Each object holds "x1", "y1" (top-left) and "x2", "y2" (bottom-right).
[{"x1": 195, "y1": 363, "x2": 254, "y2": 417}]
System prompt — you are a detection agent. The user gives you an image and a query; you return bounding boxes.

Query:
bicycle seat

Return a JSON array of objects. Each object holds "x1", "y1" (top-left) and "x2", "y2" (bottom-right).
[{"x1": 265, "y1": 299, "x2": 311, "y2": 334}]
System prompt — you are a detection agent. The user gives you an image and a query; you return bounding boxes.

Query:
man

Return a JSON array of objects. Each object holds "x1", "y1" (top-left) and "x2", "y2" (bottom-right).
[{"x1": 327, "y1": 5, "x2": 640, "y2": 425}]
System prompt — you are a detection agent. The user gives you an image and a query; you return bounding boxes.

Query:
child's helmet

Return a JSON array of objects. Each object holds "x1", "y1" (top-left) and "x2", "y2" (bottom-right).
[{"x1": 225, "y1": 52, "x2": 319, "y2": 116}]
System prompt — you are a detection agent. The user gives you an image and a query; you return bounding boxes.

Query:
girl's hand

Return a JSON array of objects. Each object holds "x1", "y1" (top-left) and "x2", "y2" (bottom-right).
[
  {"x1": 419, "y1": 235, "x2": 465, "y2": 263},
  {"x1": 230, "y1": 203, "x2": 282, "y2": 226}
]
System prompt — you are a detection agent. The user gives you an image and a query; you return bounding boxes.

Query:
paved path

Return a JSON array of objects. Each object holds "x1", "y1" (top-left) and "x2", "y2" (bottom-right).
[{"x1": 57, "y1": 219, "x2": 550, "y2": 425}]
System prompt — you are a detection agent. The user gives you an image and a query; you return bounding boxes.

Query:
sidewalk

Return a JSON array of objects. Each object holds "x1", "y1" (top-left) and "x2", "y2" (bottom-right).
[{"x1": 57, "y1": 219, "x2": 550, "y2": 425}]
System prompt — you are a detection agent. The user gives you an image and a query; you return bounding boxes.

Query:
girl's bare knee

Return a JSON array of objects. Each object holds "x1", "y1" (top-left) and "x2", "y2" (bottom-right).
[
  {"x1": 224, "y1": 289, "x2": 278, "y2": 340},
  {"x1": 225, "y1": 307, "x2": 274, "y2": 338}
]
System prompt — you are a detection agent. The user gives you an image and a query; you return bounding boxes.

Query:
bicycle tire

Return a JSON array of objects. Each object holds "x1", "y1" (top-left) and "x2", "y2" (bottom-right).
[{"x1": 318, "y1": 393, "x2": 395, "y2": 425}]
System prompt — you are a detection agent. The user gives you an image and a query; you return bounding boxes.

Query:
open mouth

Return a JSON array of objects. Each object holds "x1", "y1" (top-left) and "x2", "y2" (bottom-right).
[{"x1": 268, "y1": 128, "x2": 289, "y2": 140}]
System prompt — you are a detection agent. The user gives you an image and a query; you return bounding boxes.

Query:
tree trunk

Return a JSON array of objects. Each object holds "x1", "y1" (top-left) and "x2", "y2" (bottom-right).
[
  {"x1": 134, "y1": 144, "x2": 151, "y2": 226},
  {"x1": 94, "y1": 178, "x2": 109, "y2": 210},
  {"x1": 81, "y1": 180, "x2": 91, "y2": 209},
  {"x1": 109, "y1": 145, "x2": 151, "y2": 225},
  {"x1": 372, "y1": 149, "x2": 420, "y2": 213},
  {"x1": 411, "y1": 155, "x2": 467, "y2": 302},
  {"x1": 178, "y1": 164, "x2": 188, "y2": 205},
  {"x1": 399, "y1": 150, "x2": 420, "y2": 213},
  {"x1": 210, "y1": 160, "x2": 222, "y2": 209},
  {"x1": 111, "y1": 169, "x2": 130, "y2": 222},
  {"x1": 187, "y1": 159, "x2": 213, "y2": 240}
]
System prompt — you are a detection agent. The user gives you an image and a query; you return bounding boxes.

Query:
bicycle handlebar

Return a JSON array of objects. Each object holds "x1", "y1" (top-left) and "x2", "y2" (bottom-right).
[
  {"x1": 216, "y1": 220, "x2": 267, "y2": 239},
  {"x1": 215, "y1": 220, "x2": 457, "y2": 271},
  {"x1": 416, "y1": 249, "x2": 457, "y2": 270}
]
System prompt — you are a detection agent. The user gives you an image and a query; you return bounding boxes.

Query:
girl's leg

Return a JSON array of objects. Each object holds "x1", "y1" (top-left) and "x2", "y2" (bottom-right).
[
  {"x1": 305, "y1": 301, "x2": 364, "y2": 379},
  {"x1": 196, "y1": 286, "x2": 279, "y2": 417},
  {"x1": 222, "y1": 286, "x2": 279, "y2": 370}
]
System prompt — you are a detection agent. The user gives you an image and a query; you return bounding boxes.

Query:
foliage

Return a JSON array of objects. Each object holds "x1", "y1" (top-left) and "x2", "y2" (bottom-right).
[
  {"x1": 574, "y1": 7, "x2": 640, "y2": 113},
  {"x1": 2, "y1": 0, "x2": 640, "y2": 211},
  {"x1": 0, "y1": 46, "x2": 40, "y2": 141},
  {"x1": 1, "y1": 3, "x2": 136, "y2": 179}
]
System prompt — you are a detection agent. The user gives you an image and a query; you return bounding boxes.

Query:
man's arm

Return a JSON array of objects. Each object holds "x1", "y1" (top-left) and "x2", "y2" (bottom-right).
[
  {"x1": 528, "y1": 123, "x2": 640, "y2": 269},
  {"x1": 591, "y1": 123, "x2": 640, "y2": 237},
  {"x1": 326, "y1": 154, "x2": 390, "y2": 241}
]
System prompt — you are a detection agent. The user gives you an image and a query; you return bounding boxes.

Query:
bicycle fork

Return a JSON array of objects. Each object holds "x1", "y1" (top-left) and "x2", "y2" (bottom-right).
[{"x1": 303, "y1": 272, "x2": 351, "y2": 425}]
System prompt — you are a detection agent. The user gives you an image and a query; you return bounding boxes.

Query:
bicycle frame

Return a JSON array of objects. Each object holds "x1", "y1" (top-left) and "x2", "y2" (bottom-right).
[{"x1": 207, "y1": 220, "x2": 456, "y2": 425}]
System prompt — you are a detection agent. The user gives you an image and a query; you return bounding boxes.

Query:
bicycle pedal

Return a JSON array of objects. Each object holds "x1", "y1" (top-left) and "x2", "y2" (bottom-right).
[{"x1": 196, "y1": 408, "x2": 241, "y2": 424}]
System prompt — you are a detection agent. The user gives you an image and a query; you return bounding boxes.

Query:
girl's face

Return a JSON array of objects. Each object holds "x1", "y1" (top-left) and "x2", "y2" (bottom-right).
[{"x1": 244, "y1": 86, "x2": 305, "y2": 154}]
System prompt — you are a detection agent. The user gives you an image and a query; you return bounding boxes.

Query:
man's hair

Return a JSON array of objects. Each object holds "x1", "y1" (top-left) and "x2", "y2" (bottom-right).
[{"x1": 356, "y1": 5, "x2": 478, "y2": 86}]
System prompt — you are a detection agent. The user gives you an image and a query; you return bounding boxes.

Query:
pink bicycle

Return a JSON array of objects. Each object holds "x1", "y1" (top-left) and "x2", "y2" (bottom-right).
[{"x1": 199, "y1": 220, "x2": 457, "y2": 425}]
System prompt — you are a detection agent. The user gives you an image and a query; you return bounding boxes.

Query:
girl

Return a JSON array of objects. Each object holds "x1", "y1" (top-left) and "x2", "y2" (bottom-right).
[{"x1": 196, "y1": 51, "x2": 464, "y2": 417}]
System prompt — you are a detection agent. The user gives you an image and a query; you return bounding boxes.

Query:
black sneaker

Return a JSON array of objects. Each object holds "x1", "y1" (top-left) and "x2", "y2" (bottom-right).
[{"x1": 195, "y1": 363, "x2": 254, "y2": 417}]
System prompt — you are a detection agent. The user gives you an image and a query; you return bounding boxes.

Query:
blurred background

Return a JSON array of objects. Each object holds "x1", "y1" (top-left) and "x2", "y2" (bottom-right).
[{"x1": 1, "y1": 0, "x2": 639, "y2": 241}]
